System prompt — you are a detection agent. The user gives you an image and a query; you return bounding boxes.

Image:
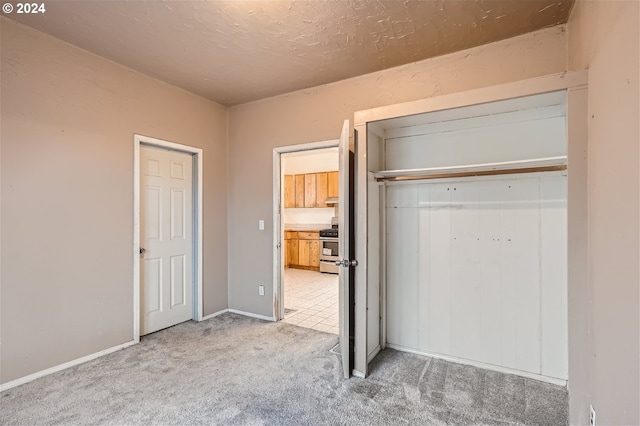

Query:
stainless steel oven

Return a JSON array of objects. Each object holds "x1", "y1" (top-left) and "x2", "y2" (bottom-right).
[{"x1": 319, "y1": 228, "x2": 339, "y2": 274}]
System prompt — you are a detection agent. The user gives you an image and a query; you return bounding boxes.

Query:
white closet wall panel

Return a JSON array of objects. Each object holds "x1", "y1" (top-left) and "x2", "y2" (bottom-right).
[
  {"x1": 540, "y1": 175, "x2": 568, "y2": 379},
  {"x1": 498, "y1": 181, "x2": 520, "y2": 372},
  {"x1": 386, "y1": 184, "x2": 419, "y2": 350},
  {"x1": 366, "y1": 134, "x2": 385, "y2": 360},
  {"x1": 478, "y1": 180, "x2": 504, "y2": 367},
  {"x1": 366, "y1": 177, "x2": 381, "y2": 359},
  {"x1": 450, "y1": 182, "x2": 483, "y2": 362},
  {"x1": 511, "y1": 178, "x2": 542, "y2": 374},
  {"x1": 424, "y1": 183, "x2": 452, "y2": 355},
  {"x1": 385, "y1": 117, "x2": 565, "y2": 171},
  {"x1": 385, "y1": 174, "x2": 567, "y2": 380}
]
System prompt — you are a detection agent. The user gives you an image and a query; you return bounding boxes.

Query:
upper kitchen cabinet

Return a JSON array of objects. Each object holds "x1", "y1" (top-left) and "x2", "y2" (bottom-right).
[
  {"x1": 327, "y1": 171, "x2": 339, "y2": 199},
  {"x1": 284, "y1": 171, "x2": 338, "y2": 208},
  {"x1": 294, "y1": 175, "x2": 305, "y2": 208},
  {"x1": 284, "y1": 175, "x2": 295, "y2": 208},
  {"x1": 316, "y1": 172, "x2": 328, "y2": 207},
  {"x1": 304, "y1": 174, "x2": 317, "y2": 207}
]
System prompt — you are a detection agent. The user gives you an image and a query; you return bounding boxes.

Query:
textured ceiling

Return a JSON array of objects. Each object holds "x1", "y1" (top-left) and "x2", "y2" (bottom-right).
[{"x1": 6, "y1": 1, "x2": 574, "y2": 106}]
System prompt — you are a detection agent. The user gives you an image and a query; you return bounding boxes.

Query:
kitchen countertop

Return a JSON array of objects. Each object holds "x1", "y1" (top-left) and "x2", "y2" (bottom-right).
[{"x1": 284, "y1": 223, "x2": 330, "y2": 232}]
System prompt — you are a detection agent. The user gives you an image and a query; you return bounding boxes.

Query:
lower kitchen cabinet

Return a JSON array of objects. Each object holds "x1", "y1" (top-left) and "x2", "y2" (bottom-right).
[
  {"x1": 285, "y1": 239, "x2": 298, "y2": 268},
  {"x1": 309, "y1": 240, "x2": 320, "y2": 268},
  {"x1": 284, "y1": 230, "x2": 320, "y2": 271}
]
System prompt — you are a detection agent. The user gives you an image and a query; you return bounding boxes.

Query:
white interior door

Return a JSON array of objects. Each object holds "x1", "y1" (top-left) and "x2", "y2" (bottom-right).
[
  {"x1": 140, "y1": 145, "x2": 193, "y2": 335},
  {"x1": 337, "y1": 119, "x2": 355, "y2": 378}
]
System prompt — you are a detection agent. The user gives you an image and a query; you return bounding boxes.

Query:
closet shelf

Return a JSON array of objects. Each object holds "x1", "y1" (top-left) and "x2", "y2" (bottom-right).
[{"x1": 374, "y1": 156, "x2": 567, "y2": 182}]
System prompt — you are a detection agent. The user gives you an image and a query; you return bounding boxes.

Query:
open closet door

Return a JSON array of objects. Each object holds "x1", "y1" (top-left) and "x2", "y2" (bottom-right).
[{"x1": 337, "y1": 119, "x2": 355, "y2": 378}]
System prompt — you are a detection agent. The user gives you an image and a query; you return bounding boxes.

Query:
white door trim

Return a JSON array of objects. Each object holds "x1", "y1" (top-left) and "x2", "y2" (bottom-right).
[
  {"x1": 133, "y1": 134, "x2": 203, "y2": 343},
  {"x1": 272, "y1": 139, "x2": 339, "y2": 321}
]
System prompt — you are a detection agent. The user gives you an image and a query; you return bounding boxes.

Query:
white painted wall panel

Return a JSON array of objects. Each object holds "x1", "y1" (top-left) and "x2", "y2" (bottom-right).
[
  {"x1": 417, "y1": 186, "x2": 431, "y2": 352},
  {"x1": 425, "y1": 183, "x2": 452, "y2": 355},
  {"x1": 511, "y1": 178, "x2": 542, "y2": 374},
  {"x1": 478, "y1": 180, "x2": 504, "y2": 366},
  {"x1": 385, "y1": 116, "x2": 566, "y2": 171},
  {"x1": 385, "y1": 174, "x2": 567, "y2": 380},
  {"x1": 386, "y1": 183, "x2": 418, "y2": 208},
  {"x1": 367, "y1": 178, "x2": 381, "y2": 358},
  {"x1": 386, "y1": 185, "x2": 419, "y2": 349},
  {"x1": 499, "y1": 184, "x2": 519, "y2": 371},
  {"x1": 366, "y1": 134, "x2": 385, "y2": 359},
  {"x1": 450, "y1": 182, "x2": 482, "y2": 361},
  {"x1": 540, "y1": 175, "x2": 568, "y2": 379}
]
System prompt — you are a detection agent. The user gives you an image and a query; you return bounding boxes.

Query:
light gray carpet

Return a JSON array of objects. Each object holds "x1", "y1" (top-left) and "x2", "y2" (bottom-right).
[{"x1": 1, "y1": 313, "x2": 567, "y2": 425}]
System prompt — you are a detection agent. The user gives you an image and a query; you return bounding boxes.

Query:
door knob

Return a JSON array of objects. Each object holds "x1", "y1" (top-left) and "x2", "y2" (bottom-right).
[
  {"x1": 140, "y1": 247, "x2": 146, "y2": 254},
  {"x1": 335, "y1": 259, "x2": 358, "y2": 267}
]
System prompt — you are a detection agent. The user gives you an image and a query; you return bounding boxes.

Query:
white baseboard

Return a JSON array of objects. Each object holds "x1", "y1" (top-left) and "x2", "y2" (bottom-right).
[
  {"x1": 385, "y1": 343, "x2": 567, "y2": 386},
  {"x1": 1, "y1": 309, "x2": 273, "y2": 392},
  {"x1": 0, "y1": 340, "x2": 136, "y2": 392},
  {"x1": 201, "y1": 309, "x2": 229, "y2": 321},
  {"x1": 228, "y1": 309, "x2": 275, "y2": 322}
]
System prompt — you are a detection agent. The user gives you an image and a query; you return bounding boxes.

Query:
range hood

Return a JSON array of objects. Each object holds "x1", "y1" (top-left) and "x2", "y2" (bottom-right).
[{"x1": 325, "y1": 197, "x2": 339, "y2": 205}]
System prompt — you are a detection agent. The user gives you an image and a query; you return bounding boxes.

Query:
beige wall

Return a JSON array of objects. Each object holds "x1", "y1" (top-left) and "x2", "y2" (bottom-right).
[
  {"x1": 227, "y1": 25, "x2": 568, "y2": 316},
  {"x1": 568, "y1": 1, "x2": 640, "y2": 424},
  {"x1": 0, "y1": 18, "x2": 229, "y2": 383}
]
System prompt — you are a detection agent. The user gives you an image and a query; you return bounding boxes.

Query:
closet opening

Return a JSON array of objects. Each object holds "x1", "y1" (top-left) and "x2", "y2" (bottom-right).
[{"x1": 362, "y1": 89, "x2": 573, "y2": 384}]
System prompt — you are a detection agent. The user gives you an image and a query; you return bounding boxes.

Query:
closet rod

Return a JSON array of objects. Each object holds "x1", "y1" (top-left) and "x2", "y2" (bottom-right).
[{"x1": 376, "y1": 164, "x2": 567, "y2": 182}]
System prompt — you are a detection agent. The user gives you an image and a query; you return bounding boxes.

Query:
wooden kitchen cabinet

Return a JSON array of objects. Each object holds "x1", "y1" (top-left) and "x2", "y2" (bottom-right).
[
  {"x1": 316, "y1": 172, "x2": 328, "y2": 207},
  {"x1": 298, "y1": 240, "x2": 311, "y2": 266},
  {"x1": 285, "y1": 235, "x2": 298, "y2": 268},
  {"x1": 309, "y1": 240, "x2": 320, "y2": 267},
  {"x1": 297, "y1": 231, "x2": 317, "y2": 240},
  {"x1": 294, "y1": 175, "x2": 305, "y2": 208},
  {"x1": 304, "y1": 174, "x2": 316, "y2": 207},
  {"x1": 328, "y1": 171, "x2": 339, "y2": 198},
  {"x1": 284, "y1": 175, "x2": 295, "y2": 208},
  {"x1": 285, "y1": 230, "x2": 320, "y2": 271},
  {"x1": 285, "y1": 171, "x2": 338, "y2": 208}
]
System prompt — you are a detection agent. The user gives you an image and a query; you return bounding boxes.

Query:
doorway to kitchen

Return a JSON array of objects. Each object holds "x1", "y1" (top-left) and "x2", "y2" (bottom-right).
[{"x1": 273, "y1": 142, "x2": 340, "y2": 335}]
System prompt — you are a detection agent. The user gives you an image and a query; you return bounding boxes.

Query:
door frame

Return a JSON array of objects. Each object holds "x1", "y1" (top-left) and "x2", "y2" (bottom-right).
[
  {"x1": 133, "y1": 134, "x2": 203, "y2": 343},
  {"x1": 272, "y1": 139, "x2": 339, "y2": 321}
]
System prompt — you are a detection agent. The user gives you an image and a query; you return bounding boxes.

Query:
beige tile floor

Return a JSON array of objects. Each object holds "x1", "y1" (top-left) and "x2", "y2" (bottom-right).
[{"x1": 282, "y1": 268, "x2": 338, "y2": 334}]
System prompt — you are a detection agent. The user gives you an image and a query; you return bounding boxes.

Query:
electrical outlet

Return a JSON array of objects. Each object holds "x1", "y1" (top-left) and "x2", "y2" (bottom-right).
[
  {"x1": 258, "y1": 285, "x2": 265, "y2": 296},
  {"x1": 258, "y1": 220, "x2": 265, "y2": 230},
  {"x1": 590, "y1": 405, "x2": 596, "y2": 426}
]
